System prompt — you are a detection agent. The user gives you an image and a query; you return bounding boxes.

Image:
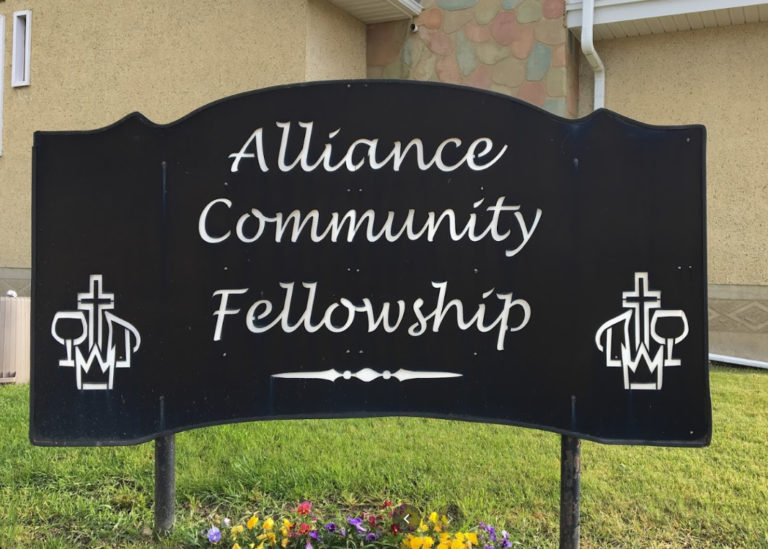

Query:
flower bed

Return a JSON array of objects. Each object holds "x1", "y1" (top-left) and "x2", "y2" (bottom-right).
[{"x1": 203, "y1": 502, "x2": 519, "y2": 549}]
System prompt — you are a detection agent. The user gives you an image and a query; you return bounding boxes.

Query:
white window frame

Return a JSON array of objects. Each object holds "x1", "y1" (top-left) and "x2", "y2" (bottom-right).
[
  {"x1": 12, "y1": 10, "x2": 32, "y2": 88},
  {"x1": 0, "y1": 15, "x2": 5, "y2": 156}
]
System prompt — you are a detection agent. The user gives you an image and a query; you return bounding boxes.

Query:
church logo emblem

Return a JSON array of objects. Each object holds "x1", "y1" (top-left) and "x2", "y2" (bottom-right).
[
  {"x1": 595, "y1": 272, "x2": 688, "y2": 390},
  {"x1": 51, "y1": 275, "x2": 141, "y2": 390}
]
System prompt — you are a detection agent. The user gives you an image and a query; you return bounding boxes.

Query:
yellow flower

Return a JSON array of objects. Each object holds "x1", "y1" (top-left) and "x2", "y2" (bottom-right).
[
  {"x1": 455, "y1": 533, "x2": 465, "y2": 543},
  {"x1": 410, "y1": 536, "x2": 423, "y2": 549},
  {"x1": 283, "y1": 518, "x2": 293, "y2": 529},
  {"x1": 429, "y1": 512, "x2": 438, "y2": 524},
  {"x1": 259, "y1": 532, "x2": 276, "y2": 545},
  {"x1": 248, "y1": 516, "x2": 259, "y2": 530},
  {"x1": 233, "y1": 526, "x2": 245, "y2": 535},
  {"x1": 419, "y1": 521, "x2": 429, "y2": 532},
  {"x1": 256, "y1": 543, "x2": 264, "y2": 549},
  {"x1": 437, "y1": 542, "x2": 451, "y2": 549},
  {"x1": 264, "y1": 517, "x2": 275, "y2": 531},
  {"x1": 250, "y1": 544, "x2": 255, "y2": 549},
  {"x1": 281, "y1": 538, "x2": 289, "y2": 548},
  {"x1": 451, "y1": 539, "x2": 464, "y2": 549},
  {"x1": 423, "y1": 536, "x2": 435, "y2": 549},
  {"x1": 466, "y1": 533, "x2": 478, "y2": 546},
  {"x1": 233, "y1": 544, "x2": 242, "y2": 549},
  {"x1": 439, "y1": 533, "x2": 451, "y2": 543}
]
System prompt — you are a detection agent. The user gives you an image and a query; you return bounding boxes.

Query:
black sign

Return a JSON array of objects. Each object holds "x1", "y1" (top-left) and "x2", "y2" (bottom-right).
[{"x1": 31, "y1": 81, "x2": 710, "y2": 447}]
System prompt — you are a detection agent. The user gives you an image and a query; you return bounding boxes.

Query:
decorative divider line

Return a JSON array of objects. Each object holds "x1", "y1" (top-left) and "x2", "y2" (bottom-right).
[{"x1": 272, "y1": 368, "x2": 462, "y2": 382}]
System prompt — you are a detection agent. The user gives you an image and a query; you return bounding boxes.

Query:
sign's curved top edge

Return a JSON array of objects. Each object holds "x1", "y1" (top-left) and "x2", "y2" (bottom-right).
[{"x1": 32, "y1": 79, "x2": 706, "y2": 138}]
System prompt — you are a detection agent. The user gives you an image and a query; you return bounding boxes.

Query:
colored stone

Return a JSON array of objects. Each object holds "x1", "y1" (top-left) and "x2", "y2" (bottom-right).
[
  {"x1": 543, "y1": 97, "x2": 567, "y2": 117},
  {"x1": 420, "y1": 27, "x2": 453, "y2": 56},
  {"x1": 502, "y1": 0, "x2": 522, "y2": 8},
  {"x1": 442, "y1": 9, "x2": 475, "y2": 33},
  {"x1": 464, "y1": 21, "x2": 492, "y2": 42},
  {"x1": 516, "y1": 1, "x2": 542, "y2": 23},
  {"x1": 526, "y1": 43, "x2": 551, "y2": 81},
  {"x1": 491, "y1": 56, "x2": 525, "y2": 87},
  {"x1": 545, "y1": 66, "x2": 566, "y2": 96},
  {"x1": 489, "y1": 11, "x2": 518, "y2": 45},
  {"x1": 403, "y1": 37, "x2": 414, "y2": 66},
  {"x1": 534, "y1": 18, "x2": 565, "y2": 45},
  {"x1": 367, "y1": 22, "x2": 404, "y2": 67},
  {"x1": 466, "y1": 65, "x2": 493, "y2": 89},
  {"x1": 456, "y1": 30, "x2": 478, "y2": 75},
  {"x1": 438, "y1": 0, "x2": 478, "y2": 10},
  {"x1": 543, "y1": 0, "x2": 564, "y2": 18},
  {"x1": 518, "y1": 81, "x2": 546, "y2": 106},
  {"x1": 475, "y1": 41, "x2": 510, "y2": 64},
  {"x1": 491, "y1": 82, "x2": 517, "y2": 96},
  {"x1": 436, "y1": 55, "x2": 463, "y2": 83},
  {"x1": 551, "y1": 43, "x2": 566, "y2": 67},
  {"x1": 411, "y1": 54, "x2": 438, "y2": 81},
  {"x1": 510, "y1": 25, "x2": 534, "y2": 58},
  {"x1": 415, "y1": 8, "x2": 443, "y2": 29},
  {"x1": 474, "y1": 0, "x2": 501, "y2": 25}
]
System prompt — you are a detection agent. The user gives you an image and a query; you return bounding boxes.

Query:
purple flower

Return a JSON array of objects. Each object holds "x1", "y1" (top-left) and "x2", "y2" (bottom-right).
[
  {"x1": 365, "y1": 533, "x2": 379, "y2": 542},
  {"x1": 501, "y1": 541, "x2": 512, "y2": 549},
  {"x1": 306, "y1": 541, "x2": 313, "y2": 549},
  {"x1": 207, "y1": 526, "x2": 221, "y2": 543},
  {"x1": 486, "y1": 526, "x2": 497, "y2": 542},
  {"x1": 348, "y1": 516, "x2": 367, "y2": 534},
  {"x1": 310, "y1": 530, "x2": 321, "y2": 540},
  {"x1": 324, "y1": 522, "x2": 337, "y2": 533},
  {"x1": 340, "y1": 527, "x2": 347, "y2": 537}
]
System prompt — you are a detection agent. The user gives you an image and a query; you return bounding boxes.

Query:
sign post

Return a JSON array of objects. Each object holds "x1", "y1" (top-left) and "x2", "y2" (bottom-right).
[
  {"x1": 30, "y1": 81, "x2": 710, "y2": 542},
  {"x1": 154, "y1": 433, "x2": 175, "y2": 532},
  {"x1": 559, "y1": 435, "x2": 581, "y2": 548}
]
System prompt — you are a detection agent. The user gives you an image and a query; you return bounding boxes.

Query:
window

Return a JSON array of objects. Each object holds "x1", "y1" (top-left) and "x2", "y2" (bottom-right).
[{"x1": 12, "y1": 10, "x2": 31, "y2": 88}]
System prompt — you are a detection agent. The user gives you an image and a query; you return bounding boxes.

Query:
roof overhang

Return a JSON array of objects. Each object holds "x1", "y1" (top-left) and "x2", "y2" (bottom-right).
[
  {"x1": 327, "y1": 0, "x2": 422, "y2": 23},
  {"x1": 566, "y1": 0, "x2": 768, "y2": 39}
]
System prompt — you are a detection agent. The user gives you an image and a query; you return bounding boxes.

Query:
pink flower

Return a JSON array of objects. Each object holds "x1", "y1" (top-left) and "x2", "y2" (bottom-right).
[{"x1": 298, "y1": 501, "x2": 313, "y2": 515}]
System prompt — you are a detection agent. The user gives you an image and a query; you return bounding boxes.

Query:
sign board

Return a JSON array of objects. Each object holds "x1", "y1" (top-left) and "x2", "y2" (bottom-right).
[{"x1": 31, "y1": 81, "x2": 710, "y2": 447}]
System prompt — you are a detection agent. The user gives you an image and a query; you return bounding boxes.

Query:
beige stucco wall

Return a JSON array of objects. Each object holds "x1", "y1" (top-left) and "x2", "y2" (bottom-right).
[
  {"x1": 307, "y1": 0, "x2": 366, "y2": 80},
  {"x1": 0, "y1": 0, "x2": 365, "y2": 270},
  {"x1": 578, "y1": 21, "x2": 768, "y2": 287}
]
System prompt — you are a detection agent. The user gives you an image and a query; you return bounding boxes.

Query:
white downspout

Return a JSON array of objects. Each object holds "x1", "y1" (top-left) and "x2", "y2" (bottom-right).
[{"x1": 580, "y1": 0, "x2": 605, "y2": 110}]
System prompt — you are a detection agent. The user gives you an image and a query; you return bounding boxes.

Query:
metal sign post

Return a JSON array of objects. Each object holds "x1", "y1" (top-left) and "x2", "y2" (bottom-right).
[
  {"x1": 154, "y1": 433, "x2": 175, "y2": 532},
  {"x1": 559, "y1": 435, "x2": 581, "y2": 549}
]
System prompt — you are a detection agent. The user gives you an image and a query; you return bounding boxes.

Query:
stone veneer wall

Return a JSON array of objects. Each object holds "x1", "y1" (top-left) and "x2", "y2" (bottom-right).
[{"x1": 367, "y1": 0, "x2": 578, "y2": 118}]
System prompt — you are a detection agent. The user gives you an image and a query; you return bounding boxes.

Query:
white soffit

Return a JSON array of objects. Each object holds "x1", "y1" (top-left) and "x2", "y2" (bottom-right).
[
  {"x1": 566, "y1": 0, "x2": 768, "y2": 40},
  {"x1": 327, "y1": 0, "x2": 422, "y2": 23}
]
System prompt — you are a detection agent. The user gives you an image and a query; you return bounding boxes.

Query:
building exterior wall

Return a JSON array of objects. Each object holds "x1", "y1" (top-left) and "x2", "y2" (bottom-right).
[
  {"x1": 0, "y1": 0, "x2": 366, "y2": 286},
  {"x1": 577, "y1": 21, "x2": 768, "y2": 362},
  {"x1": 307, "y1": 0, "x2": 367, "y2": 80},
  {"x1": 367, "y1": 0, "x2": 578, "y2": 118}
]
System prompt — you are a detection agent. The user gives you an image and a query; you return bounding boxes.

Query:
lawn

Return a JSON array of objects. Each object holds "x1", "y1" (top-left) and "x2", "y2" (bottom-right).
[{"x1": 0, "y1": 364, "x2": 766, "y2": 548}]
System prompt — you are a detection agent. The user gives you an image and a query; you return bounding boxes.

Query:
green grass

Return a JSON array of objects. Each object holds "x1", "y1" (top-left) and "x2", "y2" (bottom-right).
[{"x1": 1, "y1": 364, "x2": 766, "y2": 548}]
